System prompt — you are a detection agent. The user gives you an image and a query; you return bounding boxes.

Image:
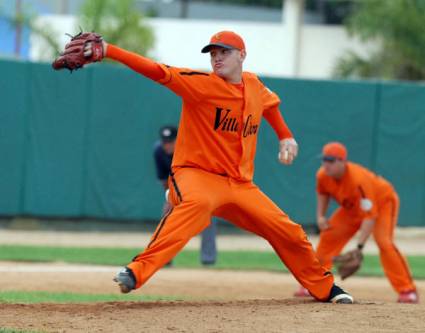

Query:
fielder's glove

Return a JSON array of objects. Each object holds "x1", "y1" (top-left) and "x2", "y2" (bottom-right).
[
  {"x1": 333, "y1": 248, "x2": 363, "y2": 280},
  {"x1": 52, "y1": 31, "x2": 104, "y2": 71}
]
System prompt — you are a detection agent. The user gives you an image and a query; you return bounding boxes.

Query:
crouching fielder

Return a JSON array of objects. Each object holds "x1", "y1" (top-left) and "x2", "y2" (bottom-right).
[
  {"x1": 296, "y1": 142, "x2": 418, "y2": 303},
  {"x1": 53, "y1": 31, "x2": 353, "y2": 304}
]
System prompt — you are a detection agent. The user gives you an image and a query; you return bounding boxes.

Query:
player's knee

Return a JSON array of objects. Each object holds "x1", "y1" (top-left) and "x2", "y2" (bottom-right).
[
  {"x1": 169, "y1": 232, "x2": 193, "y2": 245},
  {"x1": 283, "y1": 223, "x2": 309, "y2": 245},
  {"x1": 375, "y1": 237, "x2": 393, "y2": 250},
  {"x1": 189, "y1": 196, "x2": 214, "y2": 212}
]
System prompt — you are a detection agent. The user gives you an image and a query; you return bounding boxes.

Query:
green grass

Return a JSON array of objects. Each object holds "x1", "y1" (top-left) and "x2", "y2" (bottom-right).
[
  {"x1": 0, "y1": 245, "x2": 135, "y2": 266},
  {"x1": 0, "y1": 245, "x2": 424, "y2": 279},
  {"x1": 0, "y1": 329, "x2": 42, "y2": 333},
  {"x1": 0, "y1": 290, "x2": 182, "y2": 304}
]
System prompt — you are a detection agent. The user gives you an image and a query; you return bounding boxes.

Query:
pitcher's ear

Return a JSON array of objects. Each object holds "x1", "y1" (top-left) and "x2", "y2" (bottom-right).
[{"x1": 240, "y1": 49, "x2": 247, "y2": 61}]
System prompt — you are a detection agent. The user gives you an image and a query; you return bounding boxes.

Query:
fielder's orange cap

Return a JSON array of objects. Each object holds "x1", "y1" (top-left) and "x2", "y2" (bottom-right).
[
  {"x1": 322, "y1": 142, "x2": 348, "y2": 161},
  {"x1": 201, "y1": 31, "x2": 245, "y2": 53}
]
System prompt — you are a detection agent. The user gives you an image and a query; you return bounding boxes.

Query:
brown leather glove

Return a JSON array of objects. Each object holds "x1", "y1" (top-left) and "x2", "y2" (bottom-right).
[
  {"x1": 52, "y1": 32, "x2": 104, "y2": 71},
  {"x1": 333, "y1": 248, "x2": 363, "y2": 280}
]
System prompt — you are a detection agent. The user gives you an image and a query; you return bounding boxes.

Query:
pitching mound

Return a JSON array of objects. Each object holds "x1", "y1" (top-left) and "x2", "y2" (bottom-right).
[{"x1": 0, "y1": 263, "x2": 424, "y2": 332}]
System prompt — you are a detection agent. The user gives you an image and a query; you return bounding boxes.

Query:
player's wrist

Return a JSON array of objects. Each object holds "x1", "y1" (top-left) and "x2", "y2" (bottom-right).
[
  {"x1": 317, "y1": 215, "x2": 326, "y2": 222},
  {"x1": 279, "y1": 137, "x2": 297, "y2": 146},
  {"x1": 102, "y1": 41, "x2": 108, "y2": 57}
]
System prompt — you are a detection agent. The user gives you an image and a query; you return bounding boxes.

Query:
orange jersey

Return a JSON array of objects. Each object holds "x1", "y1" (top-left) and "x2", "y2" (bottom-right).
[
  {"x1": 317, "y1": 162, "x2": 396, "y2": 219},
  {"x1": 156, "y1": 65, "x2": 291, "y2": 181},
  {"x1": 106, "y1": 44, "x2": 293, "y2": 182}
]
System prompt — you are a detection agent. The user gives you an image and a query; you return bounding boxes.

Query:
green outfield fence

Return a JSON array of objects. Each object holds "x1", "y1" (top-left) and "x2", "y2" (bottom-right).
[{"x1": 1, "y1": 59, "x2": 424, "y2": 226}]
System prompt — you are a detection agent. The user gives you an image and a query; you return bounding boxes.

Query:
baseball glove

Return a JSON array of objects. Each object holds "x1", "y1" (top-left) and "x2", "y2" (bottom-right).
[
  {"x1": 52, "y1": 32, "x2": 104, "y2": 71},
  {"x1": 333, "y1": 248, "x2": 363, "y2": 280}
]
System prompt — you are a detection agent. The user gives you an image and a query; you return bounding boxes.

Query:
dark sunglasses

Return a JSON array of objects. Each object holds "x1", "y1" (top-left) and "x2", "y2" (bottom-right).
[{"x1": 322, "y1": 156, "x2": 337, "y2": 163}]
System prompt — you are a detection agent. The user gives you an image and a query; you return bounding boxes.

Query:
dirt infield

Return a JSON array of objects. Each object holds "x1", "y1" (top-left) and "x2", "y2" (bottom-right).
[
  {"x1": 1, "y1": 263, "x2": 424, "y2": 332},
  {"x1": 3, "y1": 299, "x2": 424, "y2": 333},
  {"x1": 1, "y1": 229, "x2": 424, "y2": 332}
]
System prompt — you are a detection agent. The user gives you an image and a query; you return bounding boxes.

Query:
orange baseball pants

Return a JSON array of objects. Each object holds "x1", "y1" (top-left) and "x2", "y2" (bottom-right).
[
  {"x1": 127, "y1": 167, "x2": 334, "y2": 300},
  {"x1": 316, "y1": 194, "x2": 416, "y2": 293}
]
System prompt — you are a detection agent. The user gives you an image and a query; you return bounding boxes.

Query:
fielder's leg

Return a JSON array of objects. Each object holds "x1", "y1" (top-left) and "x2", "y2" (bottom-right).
[
  {"x1": 315, "y1": 208, "x2": 360, "y2": 270},
  {"x1": 373, "y1": 195, "x2": 418, "y2": 303}
]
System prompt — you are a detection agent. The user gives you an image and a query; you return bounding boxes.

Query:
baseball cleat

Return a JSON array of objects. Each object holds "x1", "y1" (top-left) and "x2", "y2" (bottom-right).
[
  {"x1": 113, "y1": 267, "x2": 136, "y2": 294},
  {"x1": 397, "y1": 290, "x2": 419, "y2": 304},
  {"x1": 328, "y1": 284, "x2": 354, "y2": 304}
]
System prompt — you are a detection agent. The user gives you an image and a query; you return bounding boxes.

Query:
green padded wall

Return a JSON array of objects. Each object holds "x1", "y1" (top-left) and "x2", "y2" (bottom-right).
[{"x1": 0, "y1": 59, "x2": 423, "y2": 226}]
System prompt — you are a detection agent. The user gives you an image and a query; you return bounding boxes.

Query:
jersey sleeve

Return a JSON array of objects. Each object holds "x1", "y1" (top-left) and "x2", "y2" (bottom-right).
[
  {"x1": 157, "y1": 65, "x2": 212, "y2": 103},
  {"x1": 106, "y1": 44, "x2": 210, "y2": 103},
  {"x1": 259, "y1": 79, "x2": 293, "y2": 140},
  {"x1": 261, "y1": 82, "x2": 280, "y2": 111},
  {"x1": 106, "y1": 44, "x2": 166, "y2": 81},
  {"x1": 263, "y1": 106, "x2": 293, "y2": 140}
]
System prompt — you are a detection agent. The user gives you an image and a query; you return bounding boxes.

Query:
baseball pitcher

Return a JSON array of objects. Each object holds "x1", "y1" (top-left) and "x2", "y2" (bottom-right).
[{"x1": 53, "y1": 31, "x2": 353, "y2": 304}]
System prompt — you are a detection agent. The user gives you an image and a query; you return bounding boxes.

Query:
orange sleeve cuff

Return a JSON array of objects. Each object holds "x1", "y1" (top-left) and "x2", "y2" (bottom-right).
[
  {"x1": 263, "y1": 107, "x2": 293, "y2": 140},
  {"x1": 156, "y1": 63, "x2": 172, "y2": 85},
  {"x1": 106, "y1": 44, "x2": 166, "y2": 81}
]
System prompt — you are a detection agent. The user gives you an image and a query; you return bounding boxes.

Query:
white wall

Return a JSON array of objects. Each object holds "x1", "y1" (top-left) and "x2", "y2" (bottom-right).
[
  {"x1": 31, "y1": 15, "x2": 374, "y2": 79},
  {"x1": 299, "y1": 25, "x2": 375, "y2": 79},
  {"x1": 149, "y1": 18, "x2": 292, "y2": 76},
  {"x1": 30, "y1": 15, "x2": 75, "y2": 62}
]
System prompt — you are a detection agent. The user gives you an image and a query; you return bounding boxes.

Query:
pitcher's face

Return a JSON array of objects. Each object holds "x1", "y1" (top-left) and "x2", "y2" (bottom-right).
[{"x1": 210, "y1": 47, "x2": 245, "y2": 80}]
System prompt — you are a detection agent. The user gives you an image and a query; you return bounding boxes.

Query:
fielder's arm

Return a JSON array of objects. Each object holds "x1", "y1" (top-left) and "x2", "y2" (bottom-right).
[
  {"x1": 316, "y1": 193, "x2": 330, "y2": 231},
  {"x1": 356, "y1": 183, "x2": 377, "y2": 249},
  {"x1": 357, "y1": 218, "x2": 375, "y2": 249}
]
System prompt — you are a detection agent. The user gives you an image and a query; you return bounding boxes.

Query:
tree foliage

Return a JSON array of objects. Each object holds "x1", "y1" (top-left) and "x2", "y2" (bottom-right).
[
  {"x1": 1, "y1": 0, "x2": 154, "y2": 60},
  {"x1": 334, "y1": 0, "x2": 425, "y2": 81},
  {"x1": 78, "y1": 0, "x2": 154, "y2": 56},
  {"x1": 0, "y1": 2, "x2": 61, "y2": 59}
]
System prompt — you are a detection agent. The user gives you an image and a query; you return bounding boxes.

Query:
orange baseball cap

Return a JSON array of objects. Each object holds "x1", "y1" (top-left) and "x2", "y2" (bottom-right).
[
  {"x1": 201, "y1": 31, "x2": 245, "y2": 53},
  {"x1": 322, "y1": 142, "x2": 348, "y2": 161}
]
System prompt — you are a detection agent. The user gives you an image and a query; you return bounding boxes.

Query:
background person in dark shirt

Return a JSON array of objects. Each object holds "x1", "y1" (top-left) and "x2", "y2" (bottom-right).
[{"x1": 153, "y1": 125, "x2": 217, "y2": 265}]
